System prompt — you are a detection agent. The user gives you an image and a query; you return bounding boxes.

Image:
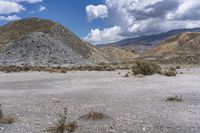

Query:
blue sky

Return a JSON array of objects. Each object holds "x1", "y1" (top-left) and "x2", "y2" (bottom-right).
[
  {"x1": 1, "y1": 0, "x2": 200, "y2": 44},
  {"x1": 0, "y1": 0, "x2": 107, "y2": 39}
]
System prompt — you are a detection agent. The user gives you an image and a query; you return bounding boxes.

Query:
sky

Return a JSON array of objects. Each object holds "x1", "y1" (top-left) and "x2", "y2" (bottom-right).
[{"x1": 0, "y1": 0, "x2": 200, "y2": 44}]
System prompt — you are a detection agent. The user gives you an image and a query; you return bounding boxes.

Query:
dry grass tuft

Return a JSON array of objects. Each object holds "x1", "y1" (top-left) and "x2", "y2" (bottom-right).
[
  {"x1": 176, "y1": 65, "x2": 181, "y2": 69},
  {"x1": 162, "y1": 67, "x2": 177, "y2": 77},
  {"x1": 0, "y1": 116, "x2": 16, "y2": 124},
  {"x1": 80, "y1": 111, "x2": 109, "y2": 121},
  {"x1": 166, "y1": 95, "x2": 183, "y2": 102},
  {"x1": 0, "y1": 104, "x2": 16, "y2": 124},
  {"x1": 47, "y1": 108, "x2": 77, "y2": 133},
  {"x1": 124, "y1": 73, "x2": 129, "y2": 77}
]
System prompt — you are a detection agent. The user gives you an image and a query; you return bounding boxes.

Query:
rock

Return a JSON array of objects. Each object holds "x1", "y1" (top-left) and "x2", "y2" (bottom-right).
[{"x1": 135, "y1": 74, "x2": 144, "y2": 78}]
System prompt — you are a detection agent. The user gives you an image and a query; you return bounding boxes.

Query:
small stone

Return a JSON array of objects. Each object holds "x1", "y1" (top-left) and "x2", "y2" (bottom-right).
[{"x1": 135, "y1": 74, "x2": 144, "y2": 78}]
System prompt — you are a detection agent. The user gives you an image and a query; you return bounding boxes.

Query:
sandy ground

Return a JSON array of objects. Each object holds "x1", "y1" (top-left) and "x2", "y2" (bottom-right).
[{"x1": 0, "y1": 68, "x2": 200, "y2": 133}]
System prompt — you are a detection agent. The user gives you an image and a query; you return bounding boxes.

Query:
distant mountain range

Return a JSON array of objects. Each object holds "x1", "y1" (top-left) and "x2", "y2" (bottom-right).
[{"x1": 98, "y1": 28, "x2": 200, "y2": 52}]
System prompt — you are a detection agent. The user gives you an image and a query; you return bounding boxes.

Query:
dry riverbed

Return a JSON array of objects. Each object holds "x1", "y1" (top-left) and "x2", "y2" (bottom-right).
[{"x1": 0, "y1": 68, "x2": 200, "y2": 133}]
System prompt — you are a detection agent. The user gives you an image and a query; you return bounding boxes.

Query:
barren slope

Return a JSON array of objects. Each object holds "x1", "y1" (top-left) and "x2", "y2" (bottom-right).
[
  {"x1": 0, "y1": 18, "x2": 110, "y2": 66},
  {"x1": 99, "y1": 47, "x2": 139, "y2": 63},
  {"x1": 142, "y1": 32, "x2": 200, "y2": 64}
]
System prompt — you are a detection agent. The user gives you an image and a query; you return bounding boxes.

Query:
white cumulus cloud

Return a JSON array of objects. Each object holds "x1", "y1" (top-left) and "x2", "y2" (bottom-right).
[
  {"x1": 0, "y1": 1, "x2": 25, "y2": 14},
  {"x1": 0, "y1": 15, "x2": 20, "y2": 20},
  {"x1": 85, "y1": 0, "x2": 200, "y2": 44},
  {"x1": 0, "y1": 0, "x2": 44, "y2": 22},
  {"x1": 1, "y1": 0, "x2": 43, "y2": 3},
  {"x1": 38, "y1": 5, "x2": 46, "y2": 12},
  {"x1": 84, "y1": 26, "x2": 124, "y2": 44},
  {"x1": 86, "y1": 4, "x2": 108, "y2": 21}
]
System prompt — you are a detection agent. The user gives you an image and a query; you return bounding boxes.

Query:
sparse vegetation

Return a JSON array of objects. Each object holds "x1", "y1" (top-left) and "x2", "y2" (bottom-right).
[
  {"x1": 87, "y1": 64, "x2": 115, "y2": 71},
  {"x1": 124, "y1": 73, "x2": 129, "y2": 77},
  {"x1": 176, "y1": 65, "x2": 181, "y2": 69},
  {"x1": 0, "y1": 104, "x2": 3, "y2": 119},
  {"x1": 0, "y1": 116, "x2": 16, "y2": 124},
  {"x1": 60, "y1": 69, "x2": 67, "y2": 73},
  {"x1": 80, "y1": 111, "x2": 109, "y2": 120},
  {"x1": 0, "y1": 104, "x2": 16, "y2": 124},
  {"x1": 162, "y1": 67, "x2": 177, "y2": 77},
  {"x1": 0, "y1": 64, "x2": 117, "y2": 73},
  {"x1": 166, "y1": 95, "x2": 183, "y2": 102},
  {"x1": 47, "y1": 108, "x2": 78, "y2": 133},
  {"x1": 132, "y1": 61, "x2": 162, "y2": 75}
]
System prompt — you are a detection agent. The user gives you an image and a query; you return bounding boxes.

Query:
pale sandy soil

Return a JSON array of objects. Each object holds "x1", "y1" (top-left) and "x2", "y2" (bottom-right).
[{"x1": 0, "y1": 68, "x2": 200, "y2": 133}]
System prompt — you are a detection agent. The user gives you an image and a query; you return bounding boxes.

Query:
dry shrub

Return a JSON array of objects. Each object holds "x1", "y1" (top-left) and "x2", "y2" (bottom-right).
[
  {"x1": 166, "y1": 95, "x2": 183, "y2": 102},
  {"x1": 124, "y1": 73, "x2": 129, "y2": 77},
  {"x1": 0, "y1": 104, "x2": 3, "y2": 119},
  {"x1": 0, "y1": 116, "x2": 16, "y2": 124},
  {"x1": 86, "y1": 64, "x2": 115, "y2": 71},
  {"x1": 94, "y1": 65, "x2": 115, "y2": 71},
  {"x1": 176, "y1": 65, "x2": 181, "y2": 69},
  {"x1": 132, "y1": 61, "x2": 162, "y2": 75},
  {"x1": 60, "y1": 68, "x2": 67, "y2": 73},
  {"x1": 47, "y1": 108, "x2": 77, "y2": 133},
  {"x1": 0, "y1": 104, "x2": 16, "y2": 124},
  {"x1": 79, "y1": 111, "x2": 109, "y2": 121},
  {"x1": 162, "y1": 67, "x2": 177, "y2": 77},
  {"x1": 0, "y1": 63, "x2": 117, "y2": 73}
]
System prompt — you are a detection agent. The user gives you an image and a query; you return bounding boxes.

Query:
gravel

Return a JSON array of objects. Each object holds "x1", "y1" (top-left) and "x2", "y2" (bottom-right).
[
  {"x1": 0, "y1": 68, "x2": 200, "y2": 133},
  {"x1": 0, "y1": 32, "x2": 90, "y2": 66}
]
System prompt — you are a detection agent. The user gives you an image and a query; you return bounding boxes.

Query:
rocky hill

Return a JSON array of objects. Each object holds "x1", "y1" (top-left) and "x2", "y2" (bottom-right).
[
  {"x1": 99, "y1": 47, "x2": 139, "y2": 63},
  {"x1": 144, "y1": 32, "x2": 200, "y2": 64},
  {"x1": 0, "y1": 18, "x2": 110, "y2": 66},
  {"x1": 98, "y1": 28, "x2": 200, "y2": 52}
]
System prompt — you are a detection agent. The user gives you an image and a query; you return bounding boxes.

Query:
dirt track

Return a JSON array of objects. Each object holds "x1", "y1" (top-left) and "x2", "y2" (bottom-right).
[{"x1": 0, "y1": 68, "x2": 200, "y2": 133}]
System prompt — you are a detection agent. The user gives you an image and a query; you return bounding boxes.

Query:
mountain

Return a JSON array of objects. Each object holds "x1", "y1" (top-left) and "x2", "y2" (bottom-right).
[
  {"x1": 99, "y1": 47, "x2": 139, "y2": 63},
  {"x1": 0, "y1": 18, "x2": 110, "y2": 66},
  {"x1": 98, "y1": 28, "x2": 200, "y2": 52},
  {"x1": 144, "y1": 32, "x2": 200, "y2": 64}
]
